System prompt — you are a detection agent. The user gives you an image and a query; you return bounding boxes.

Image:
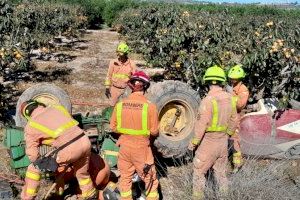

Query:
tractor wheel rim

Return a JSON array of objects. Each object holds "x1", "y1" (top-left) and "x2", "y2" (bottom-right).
[
  {"x1": 32, "y1": 93, "x2": 60, "y2": 107},
  {"x1": 159, "y1": 99, "x2": 194, "y2": 141}
]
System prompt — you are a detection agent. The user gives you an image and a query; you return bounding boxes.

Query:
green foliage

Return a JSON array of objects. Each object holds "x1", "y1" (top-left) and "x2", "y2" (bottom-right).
[
  {"x1": 0, "y1": 0, "x2": 87, "y2": 121},
  {"x1": 1, "y1": 0, "x2": 86, "y2": 50},
  {"x1": 103, "y1": 0, "x2": 138, "y2": 27},
  {"x1": 28, "y1": 0, "x2": 138, "y2": 28},
  {"x1": 13, "y1": 2, "x2": 86, "y2": 49},
  {"x1": 58, "y1": 0, "x2": 106, "y2": 28},
  {"x1": 116, "y1": 5, "x2": 300, "y2": 101},
  {"x1": 184, "y1": 3, "x2": 300, "y2": 18}
]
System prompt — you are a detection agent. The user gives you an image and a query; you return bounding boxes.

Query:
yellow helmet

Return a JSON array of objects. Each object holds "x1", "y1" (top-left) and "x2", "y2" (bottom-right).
[
  {"x1": 203, "y1": 65, "x2": 226, "y2": 83},
  {"x1": 228, "y1": 64, "x2": 246, "y2": 79},
  {"x1": 116, "y1": 42, "x2": 129, "y2": 54}
]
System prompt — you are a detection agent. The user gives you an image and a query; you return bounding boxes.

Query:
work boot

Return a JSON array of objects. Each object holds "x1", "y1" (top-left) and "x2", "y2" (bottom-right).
[
  {"x1": 102, "y1": 182, "x2": 119, "y2": 200},
  {"x1": 85, "y1": 190, "x2": 99, "y2": 200}
]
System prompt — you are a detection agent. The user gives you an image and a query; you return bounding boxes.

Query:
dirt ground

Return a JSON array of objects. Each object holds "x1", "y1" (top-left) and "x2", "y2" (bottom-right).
[
  {"x1": 0, "y1": 29, "x2": 127, "y2": 198},
  {"x1": 1, "y1": 29, "x2": 300, "y2": 200}
]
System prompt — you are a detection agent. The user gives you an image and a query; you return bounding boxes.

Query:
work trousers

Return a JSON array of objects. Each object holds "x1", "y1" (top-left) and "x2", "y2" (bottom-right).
[
  {"x1": 193, "y1": 135, "x2": 228, "y2": 199},
  {"x1": 21, "y1": 134, "x2": 96, "y2": 200},
  {"x1": 110, "y1": 86, "x2": 126, "y2": 106},
  {"x1": 118, "y1": 144, "x2": 159, "y2": 200},
  {"x1": 230, "y1": 113, "x2": 243, "y2": 167}
]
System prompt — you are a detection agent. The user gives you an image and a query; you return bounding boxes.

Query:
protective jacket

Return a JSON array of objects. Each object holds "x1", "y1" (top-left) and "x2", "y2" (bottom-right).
[
  {"x1": 231, "y1": 82, "x2": 249, "y2": 113},
  {"x1": 104, "y1": 58, "x2": 136, "y2": 106},
  {"x1": 105, "y1": 58, "x2": 136, "y2": 89},
  {"x1": 21, "y1": 105, "x2": 95, "y2": 200},
  {"x1": 110, "y1": 92, "x2": 159, "y2": 200},
  {"x1": 191, "y1": 86, "x2": 238, "y2": 199}
]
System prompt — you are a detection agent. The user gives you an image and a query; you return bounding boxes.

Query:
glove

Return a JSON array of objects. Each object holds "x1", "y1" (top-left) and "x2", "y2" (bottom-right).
[
  {"x1": 105, "y1": 88, "x2": 111, "y2": 98},
  {"x1": 33, "y1": 156, "x2": 58, "y2": 173}
]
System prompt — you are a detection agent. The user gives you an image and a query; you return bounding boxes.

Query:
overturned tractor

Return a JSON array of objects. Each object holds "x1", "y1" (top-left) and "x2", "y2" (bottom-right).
[{"x1": 2, "y1": 82, "x2": 300, "y2": 199}]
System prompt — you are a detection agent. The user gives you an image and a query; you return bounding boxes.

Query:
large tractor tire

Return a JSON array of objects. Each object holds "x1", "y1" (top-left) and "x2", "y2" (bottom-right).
[
  {"x1": 15, "y1": 83, "x2": 71, "y2": 127},
  {"x1": 146, "y1": 80, "x2": 200, "y2": 158}
]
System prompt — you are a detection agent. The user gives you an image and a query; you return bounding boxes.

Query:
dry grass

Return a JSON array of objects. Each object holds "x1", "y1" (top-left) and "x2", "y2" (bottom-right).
[
  {"x1": 0, "y1": 129, "x2": 13, "y2": 175},
  {"x1": 158, "y1": 158, "x2": 300, "y2": 200}
]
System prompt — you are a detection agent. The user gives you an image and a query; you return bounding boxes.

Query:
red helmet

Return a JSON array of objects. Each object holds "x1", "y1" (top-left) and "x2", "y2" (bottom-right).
[{"x1": 128, "y1": 71, "x2": 150, "y2": 91}]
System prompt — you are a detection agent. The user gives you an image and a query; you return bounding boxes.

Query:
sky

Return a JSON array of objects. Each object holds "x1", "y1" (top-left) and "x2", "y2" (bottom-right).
[{"x1": 197, "y1": 0, "x2": 295, "y2": 4}]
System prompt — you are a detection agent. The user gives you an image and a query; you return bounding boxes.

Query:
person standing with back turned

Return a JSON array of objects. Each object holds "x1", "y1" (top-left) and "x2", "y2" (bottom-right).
[
  {"x1": 110, "y1": 71, "x2": 160, "y2": 200},
  {"x1": 188, "y1": 65, "x2": 238, "y2": 200}
]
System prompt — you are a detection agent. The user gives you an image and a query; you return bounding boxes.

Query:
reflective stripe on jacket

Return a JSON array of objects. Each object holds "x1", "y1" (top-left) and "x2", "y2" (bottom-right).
[
  {"x1": 28, "y1": 105, "x2": 78, "y2": 139},
  {"x1": 104, "y1": 59, "x2": 136, "y2": 88},
  {"x1": 116, "y1": 101, "x2": 150, "y2": 135},
  {"x1": 192, "y1": 86, "x2": 238, "y2": 144},
  {"x1": 206, "y1": 97, "x2": 237, "y2": 132}
]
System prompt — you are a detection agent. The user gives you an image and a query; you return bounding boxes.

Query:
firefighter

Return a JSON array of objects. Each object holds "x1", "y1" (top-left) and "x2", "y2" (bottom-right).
[
  {"x1": 20, "y1": 100, "x2": 97, "y2": 200},
  {"x1": 110, "y1": 71, "x2": 159, "y2": 200},
  {"x1": 104, "y1": 42, "x2": 136, "y2": 106},
  {"x1": 227, "y1": 64, "x2": 249, "y2": 172},
  {"x1": 188, "y1": 65, "x2": 238, "y2": 200}
]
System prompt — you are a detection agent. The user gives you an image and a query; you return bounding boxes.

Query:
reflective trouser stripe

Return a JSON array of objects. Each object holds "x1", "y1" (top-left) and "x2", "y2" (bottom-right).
[
  {"x1": 104, "y1": 150, "x2": 119, "y2": 156},
  {"x1": 233, "y1": 152, "x2": 242, "y2": 157},
  {"x1": 79, "y1": 178, "x2": 92, "y2": 186},
  {"x1": 104, "y1": 79, "x2": 111, "y2": 86},
  {"x1": 147, "y1": 191, "x2": 159, "y2": 198},
  {"x1": 191, "y1": 138, "x2": 201, "y2": 145},
  {"x1": 120, "y1": 190, "x2": 132, "y2": 198},
  {"x1": 233, "y1": 158, "x2": 241, "y2": 164},
  {"x1": 82, "y1": 188, "x2": 96, "y2": 198},
  {"x1": 233, "y1": 152, "x2": 242, "y2": 164},
  {"x1": 26, "y1": 171, "x2": 41, "y2": 181},
  {"x1": 26, "y1": 188, "x2": 37, "y2": 196}
]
